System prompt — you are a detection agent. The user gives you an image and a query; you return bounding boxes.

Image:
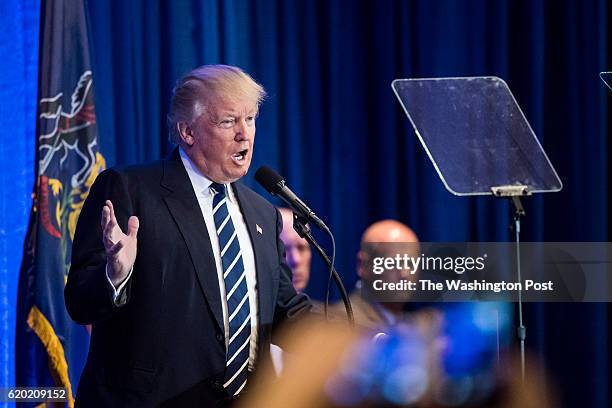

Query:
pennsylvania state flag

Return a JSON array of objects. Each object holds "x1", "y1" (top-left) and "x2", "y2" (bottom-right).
[{"x1": 16, "y1": 0, "x2": 105, "y2": 405}]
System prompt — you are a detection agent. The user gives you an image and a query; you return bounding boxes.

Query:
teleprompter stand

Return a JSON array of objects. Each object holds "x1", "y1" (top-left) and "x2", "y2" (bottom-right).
[{"x1": 392, "y1": 76, "x2": 563, "y2": 381}]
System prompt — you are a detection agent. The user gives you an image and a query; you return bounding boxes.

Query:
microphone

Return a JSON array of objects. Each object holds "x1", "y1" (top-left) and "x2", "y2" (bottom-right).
[{"x1": 255, "y1": 166, "x2": 328, "y2": 231}]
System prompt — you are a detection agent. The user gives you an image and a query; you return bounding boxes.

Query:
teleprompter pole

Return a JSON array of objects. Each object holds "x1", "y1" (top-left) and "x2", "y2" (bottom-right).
[{"x1": 492, "y1": 185, "x2": 529, "y2": 383}]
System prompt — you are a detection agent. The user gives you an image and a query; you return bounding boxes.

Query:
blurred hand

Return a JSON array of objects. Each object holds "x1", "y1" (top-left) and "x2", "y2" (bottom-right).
[{"x1": 101, "y1": 200, "x2": 139, "y2": 287}]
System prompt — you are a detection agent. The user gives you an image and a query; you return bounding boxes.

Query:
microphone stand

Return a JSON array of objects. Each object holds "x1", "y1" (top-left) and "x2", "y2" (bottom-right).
[{"x1": 291, "y1": 213, "x2": 355, "y2": 327}]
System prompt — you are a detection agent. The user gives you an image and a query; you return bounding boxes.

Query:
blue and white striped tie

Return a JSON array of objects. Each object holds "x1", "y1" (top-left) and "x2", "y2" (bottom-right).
[{"x1": 210, "y1": 182, "x2": 250, "y2": 396}]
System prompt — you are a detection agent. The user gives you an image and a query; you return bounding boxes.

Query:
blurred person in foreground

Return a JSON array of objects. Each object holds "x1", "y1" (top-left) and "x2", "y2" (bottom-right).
[{"x1": 238, "y1": 318, "x2": 556, "y2": 408}]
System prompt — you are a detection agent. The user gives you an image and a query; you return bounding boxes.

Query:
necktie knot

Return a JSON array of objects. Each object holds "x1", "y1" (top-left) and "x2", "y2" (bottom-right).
[{"x1": 210, "y1": 182, "x2": 226, "y2": 197}]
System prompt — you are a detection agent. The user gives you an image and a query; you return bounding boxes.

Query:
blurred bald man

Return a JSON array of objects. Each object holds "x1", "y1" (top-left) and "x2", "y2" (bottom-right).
[
  {"x1": 332, "y1": 220, "x2": 422, "y2": 330},
  {"x1": 278, "y1": 208, "x2": 312, "y2": 293}
]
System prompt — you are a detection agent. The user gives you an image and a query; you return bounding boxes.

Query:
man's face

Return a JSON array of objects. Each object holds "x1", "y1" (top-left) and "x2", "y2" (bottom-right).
[
  {"x1": 280, "y1": 227, "x2": 312, "y2": 293},
  {"x1": 186, "y1": 95, "x2": 258, "y2": 183}
]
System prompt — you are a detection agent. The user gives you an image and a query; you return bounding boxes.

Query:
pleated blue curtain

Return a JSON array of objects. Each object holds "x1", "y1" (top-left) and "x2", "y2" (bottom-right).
[
  {"x1": 1, "y1": 1, "x2": 608, "y2": 406},
  {"x1": 85, "y1": 4, "x2": 610, "y2": 405},
  {"x1": 0, "y1": 0, "x2": 39, "y2": 397}
]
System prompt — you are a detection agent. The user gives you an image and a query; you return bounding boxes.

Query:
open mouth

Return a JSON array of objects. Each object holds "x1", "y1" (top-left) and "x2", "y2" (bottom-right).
[{"x1": 231, "y1": 149, "x2": 249, "y2": 164}]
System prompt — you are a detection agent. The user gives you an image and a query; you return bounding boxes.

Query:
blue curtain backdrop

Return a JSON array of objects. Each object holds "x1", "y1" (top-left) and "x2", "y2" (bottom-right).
[
  {"x1": 1, "y1": 0, "x2": 609, "y2": 407},
  {"x1": 85, "y1": 1, "x2": 610, "y2": 406},
  {"x1": 0, "y1": 0, "x2": 39, "y2": 401}
]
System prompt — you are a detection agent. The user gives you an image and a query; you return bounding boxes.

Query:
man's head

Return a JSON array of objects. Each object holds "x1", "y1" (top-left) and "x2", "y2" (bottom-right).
[
  {"x1": 168, "y1": 65, "x2": 266, "y2": 183},
  {"x1": 279, "y1": 208, "x2": 312, "y2": 293},
  {"x1": 357, "y1": 219, "x2": 419, "y2": 283}
]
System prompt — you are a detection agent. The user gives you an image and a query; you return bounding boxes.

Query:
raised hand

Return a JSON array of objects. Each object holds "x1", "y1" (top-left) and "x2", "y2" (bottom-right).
[{"x1": 101, "y1": 200, "x2": 139, "y2": 287}]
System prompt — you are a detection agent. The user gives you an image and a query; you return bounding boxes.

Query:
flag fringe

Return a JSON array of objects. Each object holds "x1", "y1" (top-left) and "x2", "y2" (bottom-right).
[{"x1": 27, "y1": 305, "x2": 75, "y2": 407}]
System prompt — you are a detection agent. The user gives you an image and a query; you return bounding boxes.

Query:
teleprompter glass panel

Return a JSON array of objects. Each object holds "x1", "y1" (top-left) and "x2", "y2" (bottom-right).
[
  {"x1": 392, "y1": 77, "x2": 562, "y2": 196},
  {"x1": 601, "y1": 72, "x2": 612, "y2": 91}
]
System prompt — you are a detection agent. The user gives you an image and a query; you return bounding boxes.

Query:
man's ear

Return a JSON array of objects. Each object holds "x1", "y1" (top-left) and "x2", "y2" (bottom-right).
[{"x1": 177, "y1": 121, "x2": 194, "y2": 146}]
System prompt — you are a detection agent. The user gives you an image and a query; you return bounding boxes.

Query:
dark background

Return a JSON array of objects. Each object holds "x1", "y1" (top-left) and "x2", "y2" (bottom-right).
[
  {"x1": 86, "y1": 1, "x2": 610, "y2": 406},
  {"x1": 1, "y1": 0, "x2": 609, "y2": 406}
]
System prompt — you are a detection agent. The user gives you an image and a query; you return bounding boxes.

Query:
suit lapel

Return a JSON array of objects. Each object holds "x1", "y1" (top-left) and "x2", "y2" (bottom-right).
[
  {"x1": 232, "y1": 183, "x2": 274, "y2": 327},
  {"x1": 161, "y1": 149, "x2": 224, "y2": 332}
]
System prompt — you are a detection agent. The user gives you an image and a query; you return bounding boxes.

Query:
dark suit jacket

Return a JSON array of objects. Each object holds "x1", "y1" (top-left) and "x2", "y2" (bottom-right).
[{"x1": 65, "y1": 149, "x2": 311, "y2": 407}]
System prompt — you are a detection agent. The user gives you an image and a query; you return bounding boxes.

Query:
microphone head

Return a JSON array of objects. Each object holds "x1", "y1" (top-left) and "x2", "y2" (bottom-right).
[{"x1": 255, "y1": 165, "x2": 285, "y2": 194}]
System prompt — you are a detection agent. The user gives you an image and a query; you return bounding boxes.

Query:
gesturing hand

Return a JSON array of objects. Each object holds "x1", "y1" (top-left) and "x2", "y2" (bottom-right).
[{"x1": 101, "y1": 200, "x2": 139, "y2": 287}]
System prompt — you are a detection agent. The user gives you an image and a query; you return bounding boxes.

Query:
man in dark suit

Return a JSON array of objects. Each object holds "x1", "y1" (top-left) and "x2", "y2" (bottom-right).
[{"x1": 65, "y1": 65, "x2": 312, "y2": 407}]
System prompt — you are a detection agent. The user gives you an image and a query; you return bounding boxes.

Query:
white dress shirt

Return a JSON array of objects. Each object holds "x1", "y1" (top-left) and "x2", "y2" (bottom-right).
[{"x1": 107, "y1": 147, "x2": 259, "y2": 368}]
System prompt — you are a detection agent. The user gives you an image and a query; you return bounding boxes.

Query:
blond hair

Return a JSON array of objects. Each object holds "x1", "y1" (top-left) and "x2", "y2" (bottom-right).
[{"x1": 167, "y1": 64, "x2": 266, "y2": 144}]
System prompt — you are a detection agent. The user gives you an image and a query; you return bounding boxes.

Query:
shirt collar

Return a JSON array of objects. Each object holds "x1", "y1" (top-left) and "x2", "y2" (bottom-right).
[{"x1": 179, "y1": 147, "x2": 235, "y2": 202}]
